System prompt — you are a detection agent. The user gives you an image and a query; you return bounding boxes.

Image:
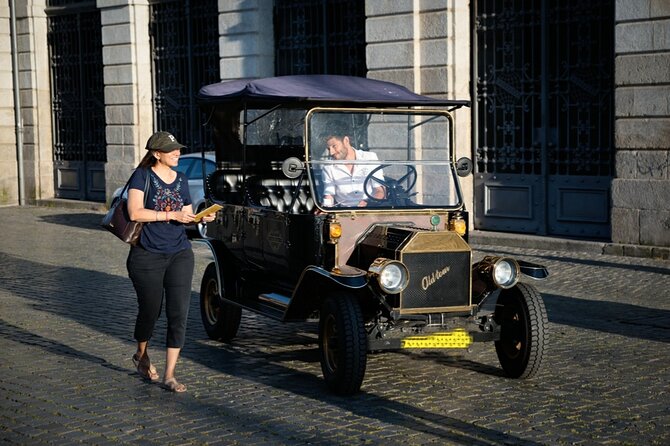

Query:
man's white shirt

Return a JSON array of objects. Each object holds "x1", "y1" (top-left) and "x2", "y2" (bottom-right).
[{"x1": 321, "y1": 149, "x2": 384, "y2": 206}]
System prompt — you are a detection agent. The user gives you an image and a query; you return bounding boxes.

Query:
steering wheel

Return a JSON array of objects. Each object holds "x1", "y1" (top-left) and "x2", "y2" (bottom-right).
[{"x1": 363, "y1": 164, "x2": 417, "y2": 206}]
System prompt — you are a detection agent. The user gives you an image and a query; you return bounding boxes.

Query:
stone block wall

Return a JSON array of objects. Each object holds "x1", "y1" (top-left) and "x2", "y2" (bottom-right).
[
  {"x1": 613, "y1": 0, "x2": 670, "y2": 247},
  {"x1": 13, "y1": 0, "x2": 53, "y2": 204},
  {"x1": 0, "y1": 4, "x2": 17, "y2": 205},
  {"x1": 219, "y1": 0, "x2": 274, "y2": 81},
  {"x1": 99, "y1": 0, "x2": 154, "y2": 203},
  {"x1": 99, "y1": 0, "x2": 275, "y2": 198},
  {"x1": 1, "y1": 0, "x2": 667, "y2": 253},
  {"x1": 365, "y1": 0, "x2": 473, "y2": 218}
]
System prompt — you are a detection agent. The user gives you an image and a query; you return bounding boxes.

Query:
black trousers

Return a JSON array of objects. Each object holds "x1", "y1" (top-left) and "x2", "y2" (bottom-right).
[{"x1": 126, "y1": 245, "x2": 194, "y2": 348}]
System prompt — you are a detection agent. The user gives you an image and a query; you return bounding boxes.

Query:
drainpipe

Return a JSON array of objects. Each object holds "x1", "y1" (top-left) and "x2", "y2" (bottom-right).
[{"x1": 10, "y1": 0, "x2": 25, "y2": 206}]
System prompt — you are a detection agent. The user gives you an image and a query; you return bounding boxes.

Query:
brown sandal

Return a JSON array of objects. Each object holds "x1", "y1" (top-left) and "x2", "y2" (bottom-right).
[
  {"x1": 132, "y1": 354, "x2": 159, "y2": 381},
  {"x1": 161, "y1": 377, "x2": 187, "y2": 393}
]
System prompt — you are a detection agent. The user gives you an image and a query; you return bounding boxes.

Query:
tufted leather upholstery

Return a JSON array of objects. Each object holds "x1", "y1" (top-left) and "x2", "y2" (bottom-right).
[
  {"x1": 206, "y1": 171, "x2": 245, "y2": 205},
  {"x1": 246, "y1": 177, "x2": 314, "y2": 214},
  {"x1": 207, "y1": 171, "x2": 314, "y2": 214}
]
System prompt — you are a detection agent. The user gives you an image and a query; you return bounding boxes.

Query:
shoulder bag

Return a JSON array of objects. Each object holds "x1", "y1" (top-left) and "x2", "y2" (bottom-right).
[{"x1": 101, "y1": 169, "x2": 150, "y2": 245}]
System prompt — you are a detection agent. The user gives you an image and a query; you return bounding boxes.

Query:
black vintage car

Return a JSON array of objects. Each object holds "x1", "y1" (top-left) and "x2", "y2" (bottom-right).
[{"x1": 195, "y1": 75, "x2": 549, "y2": 395}]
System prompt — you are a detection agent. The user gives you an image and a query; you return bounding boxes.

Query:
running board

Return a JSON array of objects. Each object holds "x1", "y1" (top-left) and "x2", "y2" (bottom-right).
[{"x1": 259, "y1": 292, "x2": 291, "y2": 309}]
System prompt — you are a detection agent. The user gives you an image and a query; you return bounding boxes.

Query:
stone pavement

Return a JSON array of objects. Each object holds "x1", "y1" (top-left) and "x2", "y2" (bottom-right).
[{"x1": 0, "y1": 205, "x2": 668, "y2": 445}]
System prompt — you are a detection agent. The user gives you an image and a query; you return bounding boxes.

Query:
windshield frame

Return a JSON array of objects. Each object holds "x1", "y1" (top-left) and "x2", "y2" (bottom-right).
[{"x1": 305, "y1": 107, "x2": 464, "y2": 213}]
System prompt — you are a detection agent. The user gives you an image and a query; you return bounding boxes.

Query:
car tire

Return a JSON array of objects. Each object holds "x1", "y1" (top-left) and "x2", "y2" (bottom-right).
[
  {"x1": 199, "y1": 262, "x2": 241, "y2": 342},
  {"x1": 494, "y1": 282, "x2": 548, "y2": 379},
  {"x1": 318, "y1": 293, "x2": 367, "y2": 395}
]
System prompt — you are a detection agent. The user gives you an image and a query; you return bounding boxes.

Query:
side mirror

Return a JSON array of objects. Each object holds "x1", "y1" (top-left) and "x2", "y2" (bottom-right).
[
  {"x1": 456, "y1": 157, "x2": 473, "y2": 177},
  {"x1": 282, "y1": 157, "x2": 305, "y2": 179}
]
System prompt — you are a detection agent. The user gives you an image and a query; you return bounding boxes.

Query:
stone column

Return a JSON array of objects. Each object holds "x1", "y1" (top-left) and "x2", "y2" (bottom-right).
[
  {"x1": 613, "y1": 0, "x2": 670, "y2": 248},
  {"x1": 0, "y1": 3, "x2": 17, "y2": 205},
  {"x1": 99, "y1": 0, "x2": 153, "y2": 202},
  {"x1": 451, "y1": 0, "x2": 474, "y2": 212},
  {"x1": 219, "y1": 0, "x2": 274, "y2": 81},
  {"x1": 12, "y1": 0, "x2": 53, "y2": 203}
]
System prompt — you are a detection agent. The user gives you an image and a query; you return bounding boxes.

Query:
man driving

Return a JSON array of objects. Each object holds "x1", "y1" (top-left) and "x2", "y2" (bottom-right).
[{"x1": 320, "y1": 125, "x2": 385, "y2": 207}]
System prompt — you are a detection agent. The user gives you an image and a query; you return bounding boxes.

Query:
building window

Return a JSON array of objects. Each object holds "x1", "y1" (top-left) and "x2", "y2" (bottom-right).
[
  {"x1": 150, "y1": 0, "x2": 220, "y2": 152},
  {"x1": 274, "y1": 0, "x2": 366, "y2": 76}
]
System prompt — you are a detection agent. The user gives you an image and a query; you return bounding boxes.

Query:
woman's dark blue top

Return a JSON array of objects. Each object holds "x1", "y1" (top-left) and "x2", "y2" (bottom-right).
[{"x1": 128, "y1": 168, "x2": 192, "y2": 254}]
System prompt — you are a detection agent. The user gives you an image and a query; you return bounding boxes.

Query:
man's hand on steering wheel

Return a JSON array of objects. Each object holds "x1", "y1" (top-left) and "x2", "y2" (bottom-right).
[{"x1": 363, "y1": 164, "x2": 417, "y2": 206}]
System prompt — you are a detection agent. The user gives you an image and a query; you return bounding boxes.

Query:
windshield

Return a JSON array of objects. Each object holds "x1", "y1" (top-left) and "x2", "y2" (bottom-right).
[{"x1": 307, "y1": 109, "x2": 462, "y2": 211}]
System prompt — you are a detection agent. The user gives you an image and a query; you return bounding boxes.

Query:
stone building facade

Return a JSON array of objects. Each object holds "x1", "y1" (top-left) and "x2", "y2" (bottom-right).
[
  {"x1": 0, "y1": 0, "x2": 668, "y2": 253},
  {"x1": 612, "y1": 0, "x2": 670, "y2": 249}
]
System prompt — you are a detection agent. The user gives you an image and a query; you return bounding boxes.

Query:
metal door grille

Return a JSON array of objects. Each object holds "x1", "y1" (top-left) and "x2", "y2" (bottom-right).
[
  {"x1": 150, "y1": 0, "x2": 219, "y2": 153},
  {"x1": 474, "y1": 0, "x2": 613, "y2": 238},
  {"x1": 48, "y1": 2, "x2": 106, "y2": 201},
  {"x1": 274, "y1": 0, "x2": 366, "y2": 76},
  {"x1": 547, "y1": 1, "x2": 613, "y2": 177},
  {"x1": 475, "y1": 4, "x2": 542, "y2": 176}
]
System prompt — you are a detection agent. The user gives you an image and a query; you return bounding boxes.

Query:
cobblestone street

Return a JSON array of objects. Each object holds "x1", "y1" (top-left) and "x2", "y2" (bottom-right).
[{"x1": 1, "y1": 206, "x2": 668, "y2": 445}]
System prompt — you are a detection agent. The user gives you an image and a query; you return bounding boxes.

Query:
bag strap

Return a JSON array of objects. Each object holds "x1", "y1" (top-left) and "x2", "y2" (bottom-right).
[
  {"x1": 118, "y1": 177, "x2": 132, "y2": 197},
  {"x1": 142, "y1": 168, "x2": 150, "y2": 207},
  {"x1": 120, "y1": 168, "x2": 151, "y2": 207}
]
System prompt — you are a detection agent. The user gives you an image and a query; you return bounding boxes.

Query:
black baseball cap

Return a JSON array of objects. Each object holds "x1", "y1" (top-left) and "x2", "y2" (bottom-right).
[{"x1": 145, "y1": 131, "x2": 186, "y2": 152}]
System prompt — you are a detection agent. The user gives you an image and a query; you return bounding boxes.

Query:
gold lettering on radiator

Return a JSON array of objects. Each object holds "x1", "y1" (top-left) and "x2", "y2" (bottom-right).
[{"x1": 421, "y1": 265, "x2": 450, "y2": 291}]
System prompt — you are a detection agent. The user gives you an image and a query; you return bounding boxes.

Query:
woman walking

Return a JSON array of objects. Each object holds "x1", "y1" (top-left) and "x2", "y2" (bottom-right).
[{"x1": 126, "y1": 131, "x2": 215, "y2": 392}]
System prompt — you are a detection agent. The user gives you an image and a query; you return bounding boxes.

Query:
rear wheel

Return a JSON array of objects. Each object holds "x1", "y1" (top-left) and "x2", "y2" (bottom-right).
[
  {"x1": 318, "y1": 294, "x2": 367, "y2": 395},
  {"x1": 494, "y1": 282, "x2": 548, "y2": 378},
  {"x1": 199, "y1": 262, "x2": 241, "y2": 342}
]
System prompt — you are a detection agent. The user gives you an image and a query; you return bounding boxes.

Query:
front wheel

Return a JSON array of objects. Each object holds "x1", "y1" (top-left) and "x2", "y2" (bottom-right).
[
  {"x1": 494, "y1": 282, "x2": 548, "y2": 379},
  {"x1": 199, "y1": 262, "x2": 241, "y2": 342},
  {"x1": 318, "y1": 294, "x2": 367, "y2": 395}
]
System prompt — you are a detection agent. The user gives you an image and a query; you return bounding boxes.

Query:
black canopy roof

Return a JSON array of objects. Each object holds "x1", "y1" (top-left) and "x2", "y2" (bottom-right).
[{"x1": 197, "y1": 75, "x2": 469, "y2": 108}]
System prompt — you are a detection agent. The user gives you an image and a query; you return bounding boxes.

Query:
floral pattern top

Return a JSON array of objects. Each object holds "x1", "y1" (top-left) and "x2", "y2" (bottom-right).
[{"x1": 128, "y1": 168, "x2": 192, "y2": 253}]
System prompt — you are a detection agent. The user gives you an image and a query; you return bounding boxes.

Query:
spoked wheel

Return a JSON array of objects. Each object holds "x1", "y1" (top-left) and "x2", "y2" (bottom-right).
[
  {"x1": 494, "y1": 283, "x2": 548, "y2": 378},
  {"x1": 199, "y1": 262, "x2": 241, "y2": 342},
  {"x1": 318, "y1": 294, "x2": 367, "y2": 395}
]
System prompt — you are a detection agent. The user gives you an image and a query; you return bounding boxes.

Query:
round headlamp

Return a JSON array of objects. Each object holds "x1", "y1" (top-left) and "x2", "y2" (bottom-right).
[
  {"x1": 492, "y1": 258, "x2": 520, "y2": 289},
  {"x1": 368, "y1": 258, "x2": 409, "y2": 294}
]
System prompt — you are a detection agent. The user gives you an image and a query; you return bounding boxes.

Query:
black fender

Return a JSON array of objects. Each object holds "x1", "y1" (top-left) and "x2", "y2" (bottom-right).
[
  {"x1": 192, "y1": 239, "x2": 238, "y2": 299},
  {"x1": 518, "y1": 260, "x2": 549, "y2": 279},
  {"x1": 284, "y1": 265, "x2": 369, "y2": 321},
  {"x1": 472, "y1": 256, "x2": 548, "y2": 296}
]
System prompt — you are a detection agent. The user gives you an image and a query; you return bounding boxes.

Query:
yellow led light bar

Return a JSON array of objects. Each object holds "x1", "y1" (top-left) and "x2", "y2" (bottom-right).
[{"x1": 401, "y1": 328, "x2": 473, "y2": 349}]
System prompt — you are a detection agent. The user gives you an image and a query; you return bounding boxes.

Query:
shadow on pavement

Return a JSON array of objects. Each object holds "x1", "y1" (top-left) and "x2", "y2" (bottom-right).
[
  {"x1": 39, "y1": 213, "x2": 107, "y2": 231},
  {"x1": 0, "y1": 318, "x2": 129, "y2": 375},
  {"x1": 0, "y1": 251, "x2": 136, "y2": 344},
  {"x1": 543, "y1": 293, "x2": 670, "y2": 343},
  {"x1": 400, "y1": 351, "x2": 507, "y2": 377},
  {"x1": 1, "y1": 250, "x2": 542, "y2": 444},
  {"x1": 183, "y1": 339, "x2": 544, "y2": 446}
]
